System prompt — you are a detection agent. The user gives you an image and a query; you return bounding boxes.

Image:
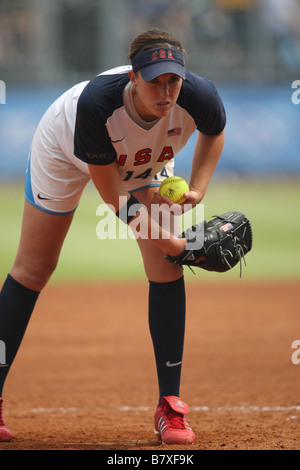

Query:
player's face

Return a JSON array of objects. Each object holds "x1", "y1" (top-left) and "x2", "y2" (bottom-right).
[{"x1": 129, "y1": 71, "x2": 183, "y2": 122}]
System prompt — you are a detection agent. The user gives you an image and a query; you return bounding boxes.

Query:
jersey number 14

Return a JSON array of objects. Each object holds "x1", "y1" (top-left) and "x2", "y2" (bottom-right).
[{"x1": 118, "y1": 146, "x2": 173, "y2": 181}]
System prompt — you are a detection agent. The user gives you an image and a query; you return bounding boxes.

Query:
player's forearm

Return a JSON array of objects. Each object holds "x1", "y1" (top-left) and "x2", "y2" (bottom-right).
[
  {"x1": 128, "y1": 206, "x2": 186, "y2": 256},
  {"x1": 189, "y1": 130, "x2": 225, "y2": 200},
  {"x1": 88, "y1": 161, "x2": 130, "y2": 211},
  {"x1": 89, "y1": 162, "x2": 185, "y2": 255}
]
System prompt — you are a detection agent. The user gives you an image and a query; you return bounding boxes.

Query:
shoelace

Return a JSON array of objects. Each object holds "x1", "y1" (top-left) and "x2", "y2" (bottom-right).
[{"x1": 164, "y1": 405, "x2": 186, "y2": 429}]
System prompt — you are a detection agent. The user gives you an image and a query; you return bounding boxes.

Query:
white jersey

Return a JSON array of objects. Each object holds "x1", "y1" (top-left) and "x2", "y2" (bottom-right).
[
  {"x1": 54, "y1": 66, "x2": 225, "y2": 191},
  {"x1": 26, "y1": 66, "x2": 226, "y2": 214}
]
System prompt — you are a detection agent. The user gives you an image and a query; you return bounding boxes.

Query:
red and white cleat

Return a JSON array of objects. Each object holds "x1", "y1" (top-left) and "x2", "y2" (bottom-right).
[
  {"x1": 154, "y1": 396, "x2": 195, "y2": 445},
  {"x1": 0, "y1": 398, "x2": 12, "y2": 442}
]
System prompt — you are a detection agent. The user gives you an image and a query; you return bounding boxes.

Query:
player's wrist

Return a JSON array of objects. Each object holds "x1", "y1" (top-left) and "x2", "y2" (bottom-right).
[
  {"x1": 116, "y1": 194, "x2": 142, "y2": 224},
  {"x1": 187, "y1": 187, "x2": 205, "y2": 204},
  {"x1": 166, "y1": 237, "x2": 187, "y2": 257}
]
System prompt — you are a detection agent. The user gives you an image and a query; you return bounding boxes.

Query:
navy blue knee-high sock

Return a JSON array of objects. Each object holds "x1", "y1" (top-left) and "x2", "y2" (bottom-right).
[
  {"x1": 0, "y1": 274, "x2": 40, "y2": 397},
  {"x1": 148, "y1": 277, "x2": 186, "y2": 403}
]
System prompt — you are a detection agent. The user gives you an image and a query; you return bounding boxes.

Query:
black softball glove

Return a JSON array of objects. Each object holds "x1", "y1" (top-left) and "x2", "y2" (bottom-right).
[{"x1": 166, "y1": 211, "x2": 253, "y2": 277}]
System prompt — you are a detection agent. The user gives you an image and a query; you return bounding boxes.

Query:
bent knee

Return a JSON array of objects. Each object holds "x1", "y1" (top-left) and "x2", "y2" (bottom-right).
[
  {"x1": 144, "y1": 252, "x2": 183, "y2": 283},
  {"x1": 11, "y1": 256, "x2": 58, "y2": 291}
]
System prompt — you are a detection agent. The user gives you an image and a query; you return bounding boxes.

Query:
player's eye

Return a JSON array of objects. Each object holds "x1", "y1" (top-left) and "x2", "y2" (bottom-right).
[{"x1": 149, "y1": 75, "x2": 180, "y2": 85}]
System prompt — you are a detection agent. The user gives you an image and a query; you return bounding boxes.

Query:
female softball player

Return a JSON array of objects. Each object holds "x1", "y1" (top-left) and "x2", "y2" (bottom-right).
[{"x1": 0, "y1": 29, "x2": 225, "y2": 445}]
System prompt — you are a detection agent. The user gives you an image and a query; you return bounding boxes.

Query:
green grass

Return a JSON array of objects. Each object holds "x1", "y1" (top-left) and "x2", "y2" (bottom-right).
[
  {"x1": 202, "y1": 178, "x2": 300, "y2": 281},
  {"x1": 0, "y1": 179, "x2": 299, "y2": 284}
]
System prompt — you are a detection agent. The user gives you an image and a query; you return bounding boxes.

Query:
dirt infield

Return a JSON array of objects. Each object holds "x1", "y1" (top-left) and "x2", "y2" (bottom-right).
[{"x1": 1, "y1": 280, "x2": 299, "y2": 451}]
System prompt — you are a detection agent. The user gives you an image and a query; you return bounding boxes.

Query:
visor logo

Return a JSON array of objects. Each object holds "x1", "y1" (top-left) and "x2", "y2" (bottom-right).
[{"x1": 152, "y1": 50, "x2": 174, "y2": 61}]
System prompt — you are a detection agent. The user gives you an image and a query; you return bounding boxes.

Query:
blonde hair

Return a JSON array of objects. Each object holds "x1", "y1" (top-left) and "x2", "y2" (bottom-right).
[{"x1": 128, "y1": 29, "x2": 185, "y2": 59}]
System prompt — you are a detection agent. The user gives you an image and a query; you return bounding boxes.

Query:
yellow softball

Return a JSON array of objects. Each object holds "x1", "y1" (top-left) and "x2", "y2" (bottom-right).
[{"x1": 159, "y1": 176, "x2": 189, "y2": 204}]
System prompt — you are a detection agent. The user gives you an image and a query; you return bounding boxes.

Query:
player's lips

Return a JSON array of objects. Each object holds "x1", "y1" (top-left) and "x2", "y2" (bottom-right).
[{"x1": 156, "y1": 101, "x2": 171, "y2": 109}]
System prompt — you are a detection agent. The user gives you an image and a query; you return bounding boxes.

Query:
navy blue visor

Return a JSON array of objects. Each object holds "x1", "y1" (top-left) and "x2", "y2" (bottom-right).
[{"x1": 131, "y1": 47, "x2": 186, "y2": 81}]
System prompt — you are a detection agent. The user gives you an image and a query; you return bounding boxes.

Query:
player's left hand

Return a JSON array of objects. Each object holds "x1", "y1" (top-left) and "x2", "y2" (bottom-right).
[{"x1": 166, "y1": 210, "x2": 253, "y2": 277}]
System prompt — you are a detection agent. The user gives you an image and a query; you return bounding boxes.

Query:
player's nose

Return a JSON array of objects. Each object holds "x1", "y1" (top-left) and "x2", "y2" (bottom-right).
[{"x1": 159, "y1": 84, "x2": 169, "y2": 98}]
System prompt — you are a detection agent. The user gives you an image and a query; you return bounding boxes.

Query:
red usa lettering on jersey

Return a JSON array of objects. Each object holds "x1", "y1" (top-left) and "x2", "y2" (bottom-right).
[
  {"x1": 157, "y1": 146, "x2": 173, "y2": 162},
  {"x1": 118, "y1": 147, "x2": 174, "y2": 167},
  {"x1": 134, "y1": 148, "x2": 152, "y2": 166}
]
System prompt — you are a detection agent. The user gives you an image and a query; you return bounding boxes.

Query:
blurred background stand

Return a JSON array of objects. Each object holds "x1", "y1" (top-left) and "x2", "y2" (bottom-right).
[{"x1": 0, "y1": 0, "x2": 299, "y2": 179}]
